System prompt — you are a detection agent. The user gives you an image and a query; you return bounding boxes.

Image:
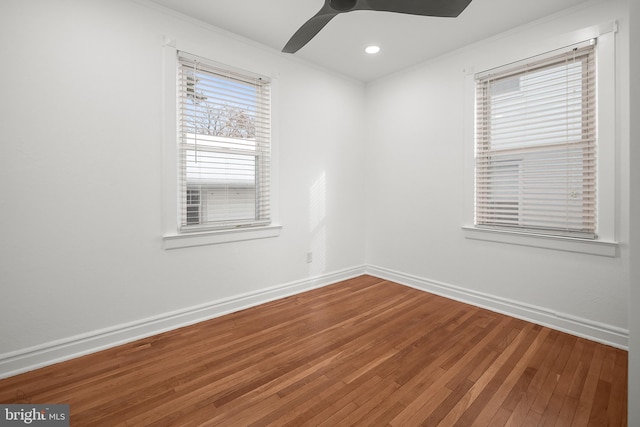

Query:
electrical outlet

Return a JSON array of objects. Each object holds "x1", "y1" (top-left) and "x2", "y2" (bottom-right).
[{"x1": 306, "y1": 252, "x2": 313, "y2": 263}]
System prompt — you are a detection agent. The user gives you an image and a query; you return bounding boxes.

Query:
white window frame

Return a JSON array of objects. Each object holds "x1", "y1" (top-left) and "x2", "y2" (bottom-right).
[
  {"x1": 462, "y1": 23, "x2": 618, "y2": 257},
  {"x1": 162, "y1": 38, "x2": 281, "y2": 249}
]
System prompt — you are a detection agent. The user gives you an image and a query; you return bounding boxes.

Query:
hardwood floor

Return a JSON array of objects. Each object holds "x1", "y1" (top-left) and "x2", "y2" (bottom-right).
[{"x1": 0, "y1": 275, "x2": 627, "y2": 426}]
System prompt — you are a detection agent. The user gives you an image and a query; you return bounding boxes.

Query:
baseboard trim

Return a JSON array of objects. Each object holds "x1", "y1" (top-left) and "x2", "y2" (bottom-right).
[
  {"x1": 366, "y1": 265, "x2": 628, "y2": 350},
  {"x1": 2, "y1": 264, "x2": 626, "y2": 379},
  {"x1": 0, "y1": 266, "x2": 366, "y2": 379}
]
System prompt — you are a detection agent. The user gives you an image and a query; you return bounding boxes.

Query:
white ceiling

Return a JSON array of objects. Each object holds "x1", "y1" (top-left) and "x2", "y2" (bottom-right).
[{"x1": 148, "y1": 0, "x2": 593, "y2": 82}]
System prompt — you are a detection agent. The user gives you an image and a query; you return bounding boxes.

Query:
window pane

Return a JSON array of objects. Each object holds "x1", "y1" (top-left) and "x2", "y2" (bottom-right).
[
  {"x1": 178, "y1": 53, "x2": 271, "y2": 230},
  {"x1": 488, "y1": 61, "x2": 584, "y2": 150},
  {"x1": 182, "y1": 69, "x2": 258, "y2": 141},
  {"x1": 475, "y1": 44, "x2": 596, "y2": 238}
]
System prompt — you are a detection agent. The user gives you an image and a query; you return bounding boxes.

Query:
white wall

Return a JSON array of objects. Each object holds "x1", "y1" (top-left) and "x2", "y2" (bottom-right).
[
  {"x1": 0, "y1": 0, "x2": 366, "y2": 373},
  {"x1": 628, "y1": 0, "x2": 639, "y2": 422},
  {"x1": 365, "y1": 0, "x2": 630, "y2": 346}
]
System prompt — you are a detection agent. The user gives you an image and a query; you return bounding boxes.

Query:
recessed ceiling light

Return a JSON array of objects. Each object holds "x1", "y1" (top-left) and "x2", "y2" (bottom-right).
[{"x1": 365, "y1": 45, "x2": 381, "y2": 54}]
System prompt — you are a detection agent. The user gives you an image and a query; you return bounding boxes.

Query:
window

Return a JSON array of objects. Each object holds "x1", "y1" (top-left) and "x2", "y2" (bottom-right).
[
  {"x1": 177, "y1": 52, "x2": 271, "y2": 232},
  {"x1": 474, "y1": 41, "x2": 596, "y2": 239}
]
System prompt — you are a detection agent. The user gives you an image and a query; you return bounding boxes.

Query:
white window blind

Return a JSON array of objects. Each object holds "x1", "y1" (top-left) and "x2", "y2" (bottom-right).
[
  {"x1": 178, "y1": 52, "x2": 271, "y2": 231},
  {"x1": 475, "y1": 42, "x2": 596, "y2": 239}
]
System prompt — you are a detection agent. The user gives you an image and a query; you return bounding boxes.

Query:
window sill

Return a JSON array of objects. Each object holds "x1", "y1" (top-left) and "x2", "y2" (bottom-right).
[
  {"x1": 462, "y1": 226, "x2": 618, "y2": 257},
  {"x1": 163, "y1": 224, "x2": 282, "y2": 250}
]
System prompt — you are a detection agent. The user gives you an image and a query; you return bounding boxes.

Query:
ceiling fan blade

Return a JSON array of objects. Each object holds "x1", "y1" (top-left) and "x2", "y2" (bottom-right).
[
  {"x1": 282, "y1": 5, "x2": 339, "y2": 53},
  {"x1": 356, "y1": 0, "x2": 472, "y2": 17},
  {"x1": 282, "y1": 0, "x2": 473, "y2": 54}
]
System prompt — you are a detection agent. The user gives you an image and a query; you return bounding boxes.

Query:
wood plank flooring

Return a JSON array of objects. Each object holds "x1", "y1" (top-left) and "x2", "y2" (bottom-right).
[{"x1": 0, "y1": 275, "x2": 628, "y2": 426}]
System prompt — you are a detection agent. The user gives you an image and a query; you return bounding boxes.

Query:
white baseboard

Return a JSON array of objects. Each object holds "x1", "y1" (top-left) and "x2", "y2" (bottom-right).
[
  {"x1": 366, "y1": 265, "x2": 628, "y2": 350},
  {"x1": 0, "y1": 266, "x2": 366, "y2": 379},
  {"x1": 1, "y1": 264, "x2": 627, "y2": 379}
]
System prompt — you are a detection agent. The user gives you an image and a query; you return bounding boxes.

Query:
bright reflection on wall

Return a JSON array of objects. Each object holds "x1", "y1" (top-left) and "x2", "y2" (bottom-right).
[{"x1": 309, "y1": 171, "x2": 327, "y2": 276}]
